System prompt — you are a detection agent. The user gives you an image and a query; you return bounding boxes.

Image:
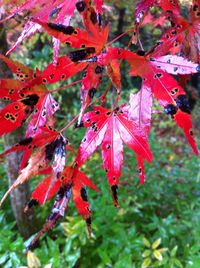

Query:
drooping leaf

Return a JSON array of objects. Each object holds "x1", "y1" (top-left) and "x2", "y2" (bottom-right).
[
  {"x1": 26, "y1": 165, "x2": 99, "y2": 249},
  {"x1": 121, "y1": 50, "x2": 199, "y2": 154},
  {"x1": 0, "y1": 54, "x2": 34, "y2": 82},
  {"x1": 0, "y1": 149, "x2": 48, "y2": 206},
  {"x1": 77, "y1": 62, "x2": 103, "y2": 124},
  {"x1": 132, "y1": 0, "x2": 180, "y2": 43},
  {"x1": 107, "y1": 59, "x2": 121, "y2": 94},
  {"x1": 26, "y1": 93, "x2": 59, "y2": 137},
  {"x1": 75, "y1": 105, "x2": 153, "y2": 203},
  {"x1": 39, "y1": 55, "x2": 87, "y2": 84},
  {"x1": 34, "y1": 18, "x2": 109, "y2": 53},
  {"x1": 125, "y1": 82, "x2": 153, "y2": 183},
  {"x1": 6, "y1": 21, "x2": 41, "y2": 56}
]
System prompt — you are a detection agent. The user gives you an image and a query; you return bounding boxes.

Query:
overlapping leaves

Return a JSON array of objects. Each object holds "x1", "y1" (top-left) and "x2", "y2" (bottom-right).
[{"x1": 0, "y1": 0, "x2": 199, "y2": 249}]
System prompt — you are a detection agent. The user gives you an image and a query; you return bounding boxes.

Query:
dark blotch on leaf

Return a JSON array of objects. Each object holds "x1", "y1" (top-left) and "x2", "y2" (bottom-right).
[
  {"x1": 56, "y1": 186, "x2": 68, "y2": 200},
  {"x1": 81, "y1": 188, "x2": 88, "y2": 201},
  {"x1": 69, "y1": 50, "x2": 87, "y2": 62},
  {"x1": 196, "y1": 65, "x2": 200, "y2": 72},
  {"x1": 88, "y1": 87, "x2": 97, "y2": 98},
  {"x1": 137, "y1": 50, "x2": 145, "y2": 56},
  {"x1": 69, "y1": 47, "x2": 95, "y2": 62},
  {"x1": 86, "y1": 217, "x2": 91, "y2": 225},
  {"x1": 164, "y1": 104, "x2": 178, "y2": 115},
  {"x1": 154, "y1": 73, "x2": 162, "y2": 78},
  {"x1": 86, "y1": 47, "x2": 95, "y2": 54},
  {"x1": 47, "y1": 23, "x2": 74, "y2": 35},
  {"x1": 97, "y1": 13, "x2": 102, "y2": 26},
  {"x1": 76, "y1": 1, "x2": 86, "y2": 12},
  {"x1": 21, "y1": 94, "x2": 39, "y2": 107},
  {"x1": 18, "y1": 137, "x2": 33, "y2": 146},
  {"x1": 193, "y1": 4, "x2": 198, "y2": 12},
  {"x1": 111, "y1": 185, "x2": 118, "y2": 207},
  {"x1": 175, "y1": 94, "x2": 191, "y2": 114},
  {"x1": 90, "y1": 11, "x2": 97, "y2": 24},
  {"x1": 95, "y1": 66, "x2": 103, "y2": 74},
  {"x1": 26, "y1": 199, "x2": 39, "y2": 210},
  {"x1": 45, "y1": 136, "x2": 65, "y2": 161},
  {"x1": 75, "y1": 120, "x2": 84, "y2": 128}
]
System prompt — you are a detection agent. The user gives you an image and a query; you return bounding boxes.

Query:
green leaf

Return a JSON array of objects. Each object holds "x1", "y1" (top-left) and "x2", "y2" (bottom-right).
[
  {"x1": 0, "y1": 253, "x2": 8, "y2": 265},
  {"x1": 153, "y1": 250, "x2": 163, "y2": 261},
  {"x1": 27, "y1": 251, "x2": 41, "y2": 268},
  {"x1": 142, "y1": 258, "x2": 152, "y2": 268},
  {"x1": 143, "y1": 238, "x2": 151, "y2": 248},
  {"x1": 174, "y1": 258, "x2": 183, "y2": 268},
  {"x1": 170, "y1": 245, "x2": 178, "y2": 257},
  {"x1": 152, "y1": 238, "x2": 161, "y2": 249},
  {"x1": 142, "y1": 250, "x2": 151, "y2": 258},
  {"x1": 159, "y1": 248, "x2": 168, "y2": 253}
]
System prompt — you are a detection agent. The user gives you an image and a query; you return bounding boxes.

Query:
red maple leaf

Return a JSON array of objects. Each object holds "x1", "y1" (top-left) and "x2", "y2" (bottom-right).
[
  {"x1": 97, "y1": 47, "x2": 199, "y2": 155},
  {"x1": 75, "y1": 105, "x2": 153, "y2": 206},
  {"x1": 152, "y1": 0, "x2": 200, "y2": 62},
  {"x1": 25, "y1": 165, "x2": 99, "y2": 249}
]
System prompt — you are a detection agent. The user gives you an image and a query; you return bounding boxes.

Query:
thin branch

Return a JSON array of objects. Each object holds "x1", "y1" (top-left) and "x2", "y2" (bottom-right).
[{"x1": 49, "y1": 80, "x2": 82, "y2": 93}]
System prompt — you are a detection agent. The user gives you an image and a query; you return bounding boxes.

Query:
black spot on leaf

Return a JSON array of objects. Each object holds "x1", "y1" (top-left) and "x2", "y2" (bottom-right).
[
  {"x1": 164, "y1": 104, "x2": 178, "y2": 115},
  {"x1": 95, "y1": 66, "x2": 103, "y2": 74},
  {"x1": 21, "y1": 94, "x2": 39, "y2": 107},
  {"x1": 80, "y1": 188, "x2": 88, "y2": 201},
  {"x1": 88, "y1": 87, "x2": 97, "y2": 98},
  {"x1": 47, "y1": 23, "x2": 74, "y2": 35},
  {"x1": 196, "y1": 65, "x2": 200, "y2": 72},
  {"x1": 18, "y1": 137, "x2": 33, "y2": 146},
  {"x1": 26, "y1": 199, "x2": 39, "y2": 210},
  {"x1": 90, "y1": 11, "x2": 97, "y2": 24},
  {"x1": 76, "y1": 1, "x2": 86, "y2": 12},
  {"x1": 175, "y1": 94, "x2": 191, "y2": 114},
  {"x1": 75, "y1": 120, "x2": 84, "y2": 128},
  {"x1": 154, "y1": 73, "x2": 162, "y2": 78},
  {"x1": 137, "y1": 50, "x2": 145, "y2": 56},
  {"x1": 111, "y1": 185, "x2": 118, "y2": 207},
  {"x1": 69, "y1": 47, "x2": 95, "y2": 62}
]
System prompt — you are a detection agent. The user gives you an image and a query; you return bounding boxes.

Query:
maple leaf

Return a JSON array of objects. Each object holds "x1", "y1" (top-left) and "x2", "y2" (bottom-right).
[
  {"x1": 76, "y1": 62, "x2": 103, "y2": 125},
  {"x1": 132, "y1": 0, "x2": 180, "y2": 44},
  {"x1": 1, "y1": 0, "x2": 104, "y2": 57},
  {"x1": 100, "y1": 48, "x2": 199, "y2": 155},
  {"x1": 130, "y1": 54, "x2": 198, "y2": 154},
  {"x1": 0, "y1": 55, "x2": 62, "y2": 137},
  {"x1": 152, "y1": 1, "x2": 200, "y2": 62},
  {"x1": 26, "y1": 165, "x2": 99, "y2": 250},
  {"x1": 0, "y1": 132, "x2": 68, "y2": 206},
  {"x1": 75, "y1": 106, "x2": 153, "y2": 206},
  {"x1": 0, "y1": 125, "x2": 58, "y2": 167},
  {"x1": 37, "y1": 55, "x2": 87, "y2": 84},
  {"x1": 124, "y1": 82, "x2": 153, "y2": 184},
  {"x1": 0, "y1": 0, "x2": 199, "y2": 251},
  {"x1": 34, "y1": 18, "x2": 109, "y2": 55},
  {"x1": 106, "y1": 59, "x2": 121, "y2": 94},
  {"x1": 25, "y1": 93, "x2": 59, "y2": 137}
]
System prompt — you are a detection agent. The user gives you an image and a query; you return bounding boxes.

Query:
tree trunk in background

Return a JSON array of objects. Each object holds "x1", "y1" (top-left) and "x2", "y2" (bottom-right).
[{"x1": 0, "y1": 24, "x2": 39, "y2": 239}]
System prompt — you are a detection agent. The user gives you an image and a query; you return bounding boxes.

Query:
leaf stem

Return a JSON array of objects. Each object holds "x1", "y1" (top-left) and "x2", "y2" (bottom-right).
[
  {"x1": 49, "y1": 80, "x2": 82, "y2": 93},
  {"x1": 60, "y1": 114, "x2": 79, "y2": 133},
  {"x1": 107, "y1": 29, "x2": 133, "y2": 46}
]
